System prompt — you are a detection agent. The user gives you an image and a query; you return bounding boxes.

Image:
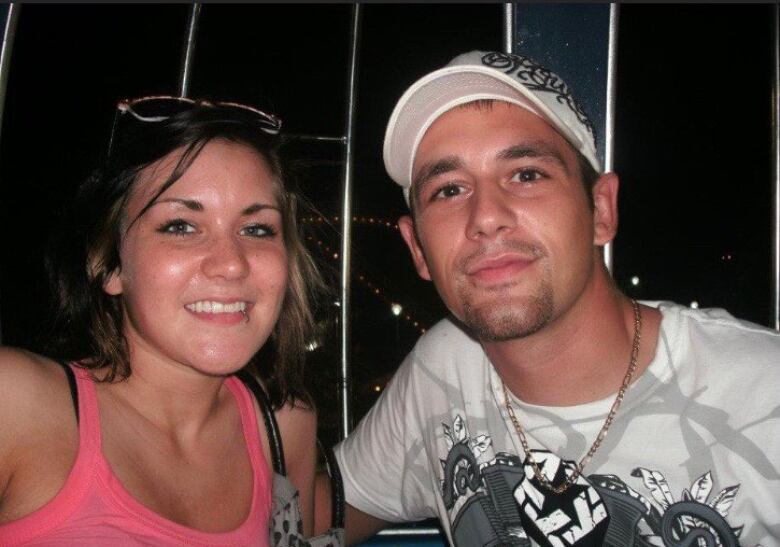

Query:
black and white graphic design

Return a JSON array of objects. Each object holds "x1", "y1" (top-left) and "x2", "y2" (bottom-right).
[
  {"x1": 440, "y1": 415, "x2": 755, "y2": 547},
  {"x1": 479, "y1": 51, "x2": 596, "y2": 142}
]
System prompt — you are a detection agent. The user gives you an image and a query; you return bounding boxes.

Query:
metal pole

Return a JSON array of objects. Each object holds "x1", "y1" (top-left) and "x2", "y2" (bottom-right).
[
  {"x1": 503, "y1": 3, "x2": 514, "y2": 54},
  {"x1": 603, "y1": 3, "x2": 619, "y2": 272},
  {"x1": 0, "y1": 3, "x2": 20, "y2": 344},
  {"x1": 179, "y1": 3, "x2": 201, "y2": 98},
  {"x1": 773, "y1": 3, "x2": 779, "y2": 330},
  {"x1": 290, "y1": 134, "x2": 345, "y2": 143},
  {"x1": 339, "y1": 4, "x2": 361, "y2": 439}
]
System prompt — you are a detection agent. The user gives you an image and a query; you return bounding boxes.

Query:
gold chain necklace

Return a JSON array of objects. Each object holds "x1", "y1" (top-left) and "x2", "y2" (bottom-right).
[{"x1": 502, "y1": 299, "x2": 642, "y2": 494}]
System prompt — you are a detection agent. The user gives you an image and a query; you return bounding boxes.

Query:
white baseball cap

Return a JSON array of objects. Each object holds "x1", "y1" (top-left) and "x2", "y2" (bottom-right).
[{"x1": 383, "y1": 50, "x2": 601, "y2": 203}]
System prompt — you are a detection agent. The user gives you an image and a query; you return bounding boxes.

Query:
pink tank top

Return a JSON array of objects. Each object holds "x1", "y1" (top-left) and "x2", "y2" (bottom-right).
[{"x1": 0, "y1": 366, "x2": 272, "y2": 546}]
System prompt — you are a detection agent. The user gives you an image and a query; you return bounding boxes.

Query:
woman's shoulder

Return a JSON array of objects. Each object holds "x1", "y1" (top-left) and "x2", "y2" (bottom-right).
[
  {"x1": 0, "y1": 349, "x2": 79, "y2": 522},
  {"x1": 275, "y1": 400, "x2": 317, "y2": 479},
  {"x1": 0, "y1": 348, "x2": 73, "y2": 429},
  {"x1": 275, "y1": 399, "x2": 317, "y2": 537},
  {"x1": 275, "y1": 399, "x2": 317, "y2": 435},
  {"x1": 235, "y1": 371, "x2": 317, "y2": 437},
  {"x1": 0, "y1": 347, "x2": 64, "y2": 389}
]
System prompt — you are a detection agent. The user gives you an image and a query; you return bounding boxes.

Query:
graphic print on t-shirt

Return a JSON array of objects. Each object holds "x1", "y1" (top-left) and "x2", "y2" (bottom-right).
[{"x1": 440, "y1": 415, "x2": 751, "y2": 547}]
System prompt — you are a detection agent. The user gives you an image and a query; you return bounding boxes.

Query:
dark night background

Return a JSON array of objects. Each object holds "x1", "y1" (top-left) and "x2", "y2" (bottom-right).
[{"x1": 0, "y1": 4, "x2": 774, "y2": 447}]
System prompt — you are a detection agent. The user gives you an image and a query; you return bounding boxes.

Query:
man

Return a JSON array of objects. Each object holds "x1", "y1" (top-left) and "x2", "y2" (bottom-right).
[{"x1": 327, "y1": 51, "x2": 780, "y2": 546}]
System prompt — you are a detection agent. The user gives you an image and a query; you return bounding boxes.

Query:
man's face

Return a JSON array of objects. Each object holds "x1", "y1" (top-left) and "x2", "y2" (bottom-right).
[{"x1": 399, "y1": 102, "x2": 616, "y2": 341}]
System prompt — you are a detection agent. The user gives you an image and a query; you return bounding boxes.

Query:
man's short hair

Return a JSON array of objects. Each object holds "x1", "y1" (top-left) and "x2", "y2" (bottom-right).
[{"x1": 406, "y1": 99, "x2": 601, "y2": 218}]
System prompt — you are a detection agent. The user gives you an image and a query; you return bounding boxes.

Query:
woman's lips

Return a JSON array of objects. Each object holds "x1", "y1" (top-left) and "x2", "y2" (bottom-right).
[{"x1": 184, "y1": 299, "x2": 252, "y2": 325}]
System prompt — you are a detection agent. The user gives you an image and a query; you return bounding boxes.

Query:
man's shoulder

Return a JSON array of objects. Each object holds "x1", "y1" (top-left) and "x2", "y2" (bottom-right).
[{"x1": 657, "y1": 300, "x2": 780, "y2": 370}]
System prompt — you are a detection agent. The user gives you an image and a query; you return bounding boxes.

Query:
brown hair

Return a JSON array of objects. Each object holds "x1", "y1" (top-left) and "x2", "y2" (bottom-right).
[{"x1": 46, "y1": 104, "x2": 324, "y2": 408}]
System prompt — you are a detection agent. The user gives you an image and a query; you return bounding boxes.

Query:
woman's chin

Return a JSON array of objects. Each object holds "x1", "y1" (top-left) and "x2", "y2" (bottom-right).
[{"x1": 185, "y1": 344, "x2": 261, "y2": 376}]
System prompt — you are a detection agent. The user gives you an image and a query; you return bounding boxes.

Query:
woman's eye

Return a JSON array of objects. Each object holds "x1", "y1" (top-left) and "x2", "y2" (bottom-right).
[
  {"x1": 157, "y1": 219, "x2": 195, "y2": 235},
  {"x1": 241, "y1": 223, "x2": 277, "y2": 238}
]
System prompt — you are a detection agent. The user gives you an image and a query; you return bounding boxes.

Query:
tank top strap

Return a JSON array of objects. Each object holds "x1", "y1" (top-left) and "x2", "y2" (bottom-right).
[
  {"x1": 69, "y1": 364, "x2": 103, "y2": 455},
  {"x1": 59, "y1": 361, "x2": 79, "y2": 424},
  {"x1": 224, "y1": 376, "x2": 268, "y2": 479},
  {"x1": 224, "y1": 376, "x2": 273, "y2": 536}
]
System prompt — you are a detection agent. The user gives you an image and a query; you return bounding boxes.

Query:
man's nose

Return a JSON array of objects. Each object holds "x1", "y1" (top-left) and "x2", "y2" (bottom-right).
[{"x1": 465, "y1": 183, "x2": 517, "y2": 240}]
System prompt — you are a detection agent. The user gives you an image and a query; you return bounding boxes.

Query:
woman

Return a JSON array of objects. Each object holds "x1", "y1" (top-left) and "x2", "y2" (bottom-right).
[{"x1": 0, "y1": 97, "x2": 326, "y2": 545}]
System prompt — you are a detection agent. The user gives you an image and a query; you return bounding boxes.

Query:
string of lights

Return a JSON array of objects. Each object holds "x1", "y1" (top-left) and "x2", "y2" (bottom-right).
[
  {"x1": 303, "y1": 215, "x2": 399, "y2": 231},
  {"x1": 304, "y1": 234, "x2": 427, "y2": 335}
]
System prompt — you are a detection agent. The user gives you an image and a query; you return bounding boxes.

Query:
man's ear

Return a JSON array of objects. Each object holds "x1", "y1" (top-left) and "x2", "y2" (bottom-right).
[
  {"x1": 103, "y1": 267, "x2": 124, "y2": 296},
  {"x1": 592, "y1": 172, "x2": 619, "y2": 246},
  {"x1": 398, "y1": 215, "x2": 432, "y2": 281}
]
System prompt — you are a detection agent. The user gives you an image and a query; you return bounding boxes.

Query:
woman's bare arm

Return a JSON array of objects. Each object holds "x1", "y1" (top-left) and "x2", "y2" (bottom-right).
[{"x1": 0, "y1": 348, "x2": 78, "y2": 523}]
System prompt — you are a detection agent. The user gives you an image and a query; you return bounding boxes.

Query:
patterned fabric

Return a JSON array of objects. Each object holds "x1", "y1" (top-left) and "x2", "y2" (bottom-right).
[
  {"x1": 270, "y1": 474, "x2": 344, "y2": 547},
  {"x1": 336, "y1": 302, "x2": 780, "y2": 546}
]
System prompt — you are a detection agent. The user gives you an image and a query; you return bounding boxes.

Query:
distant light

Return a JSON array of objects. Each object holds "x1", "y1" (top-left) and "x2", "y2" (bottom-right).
[
  {"x1": 690, "y1": 301, "x2": 699, "y2": 309},
  {"x1": 721, "y1": 253, "x2": 733, "y2": 261},
  {"x1": 391, "y1": 303, "x2": 403, "y2": 316},
  {"x1": 631, "y1": 276, "x2": 640, "y2": 286},
  {"x1": 306, "y1": 340, "x2": 320, "y2": 351},
  {"x1": 333, "y1": 253, "x2": 339, "y2": 259},
  {"x1": 334, "y1": 300, "x2": 341, "y2": 307},
  {"x1": 373, "y1": 385, "x2": 382, "y2": 393}
]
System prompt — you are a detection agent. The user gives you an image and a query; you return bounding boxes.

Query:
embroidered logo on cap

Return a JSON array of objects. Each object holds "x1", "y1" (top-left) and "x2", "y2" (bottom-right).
[{"x1": 480, "y1": 52, "x2": 596, "y2": 141}]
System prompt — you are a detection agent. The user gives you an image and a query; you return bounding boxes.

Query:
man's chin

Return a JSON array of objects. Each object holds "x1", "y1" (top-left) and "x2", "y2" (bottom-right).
[{"x1": 461, "y1": 294, "x2": 553, "y2": 342}]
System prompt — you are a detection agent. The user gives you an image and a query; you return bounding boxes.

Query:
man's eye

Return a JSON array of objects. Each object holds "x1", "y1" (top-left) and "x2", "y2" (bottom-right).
[
  {"x1": 241, "y1": 223, "x2": 277, "y2": 238},
  {"x1": 157, "y1": 219, "x2": 195, "y2": 235},
  {"x1": 431, "y1": 184, "x2": 463, "y2": 201},
  {"x1": 512, "y1": 169, "x2": 544, "y2": 183}
]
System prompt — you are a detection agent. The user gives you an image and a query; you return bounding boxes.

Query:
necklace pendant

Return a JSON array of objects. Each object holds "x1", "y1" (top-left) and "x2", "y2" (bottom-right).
[{"x1": 516, "y1": 451, "x2": 610, "y2": 546}]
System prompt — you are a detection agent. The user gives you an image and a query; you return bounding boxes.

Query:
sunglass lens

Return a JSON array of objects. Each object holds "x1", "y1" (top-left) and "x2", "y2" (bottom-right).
[{"x1": 130, "y1": 98, "x2": 195, "y2": 120}]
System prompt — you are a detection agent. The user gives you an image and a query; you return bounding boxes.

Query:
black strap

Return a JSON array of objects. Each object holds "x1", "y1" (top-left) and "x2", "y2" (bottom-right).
[
  {"x1": 235, "y1": 370, "x2": 286, "y2": 476},
  {"x1": 60, "y1": 361, "x2": 79, "y2": 425},
  {"x1": 235, "y1": 371, "x2": 345, "y2": 531},
  {"x1": 319, "y1": 441, "x2": 345, "y2": 529}
]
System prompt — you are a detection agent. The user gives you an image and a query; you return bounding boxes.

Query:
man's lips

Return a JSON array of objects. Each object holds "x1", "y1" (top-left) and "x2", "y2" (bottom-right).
[{"x1": 465, "y1": 254, "x2": 536, "y2": 284}]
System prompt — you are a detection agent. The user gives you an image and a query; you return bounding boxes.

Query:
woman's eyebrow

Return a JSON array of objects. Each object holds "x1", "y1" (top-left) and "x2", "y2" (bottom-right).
[
  {"x1": 241, "y1": 203, "x2": 279, "y2": 216},
  {"x1": 148, "y1": 199, "x2": 278, "y2": 215},
  {"x1": 152, "y1": 197, "x2": 203, "y2": 211}
]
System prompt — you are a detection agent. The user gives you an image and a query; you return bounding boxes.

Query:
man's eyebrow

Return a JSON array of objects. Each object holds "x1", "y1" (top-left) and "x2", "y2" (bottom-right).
[
  {"x1": 496, "y1": 142, "x2": 570, "y2": 175},
  {"x1": 411, "y1": 156, "x2": 463, "y2": 205}
]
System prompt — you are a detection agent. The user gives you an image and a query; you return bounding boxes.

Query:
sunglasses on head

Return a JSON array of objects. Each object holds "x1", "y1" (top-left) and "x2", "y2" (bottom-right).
[{"x1": 107, "y1": 95, "x2": 282, "y2": 156}]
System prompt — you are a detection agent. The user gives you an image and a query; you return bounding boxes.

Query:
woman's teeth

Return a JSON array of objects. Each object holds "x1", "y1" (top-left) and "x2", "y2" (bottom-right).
[{"x1": 186, "y1": 301, "x2": 247, "y2": 313}]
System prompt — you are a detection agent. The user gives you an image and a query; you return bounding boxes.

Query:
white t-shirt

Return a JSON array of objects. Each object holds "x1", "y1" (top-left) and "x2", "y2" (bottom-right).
[{"x1": 336, "y1": 302, "x2": 780, "y2": 547}]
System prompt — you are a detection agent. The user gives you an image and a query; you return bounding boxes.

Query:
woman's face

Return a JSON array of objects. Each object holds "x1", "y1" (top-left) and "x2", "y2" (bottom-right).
[{"x1": 104, "y1": 140, "x2": 289, "y2": 377}]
